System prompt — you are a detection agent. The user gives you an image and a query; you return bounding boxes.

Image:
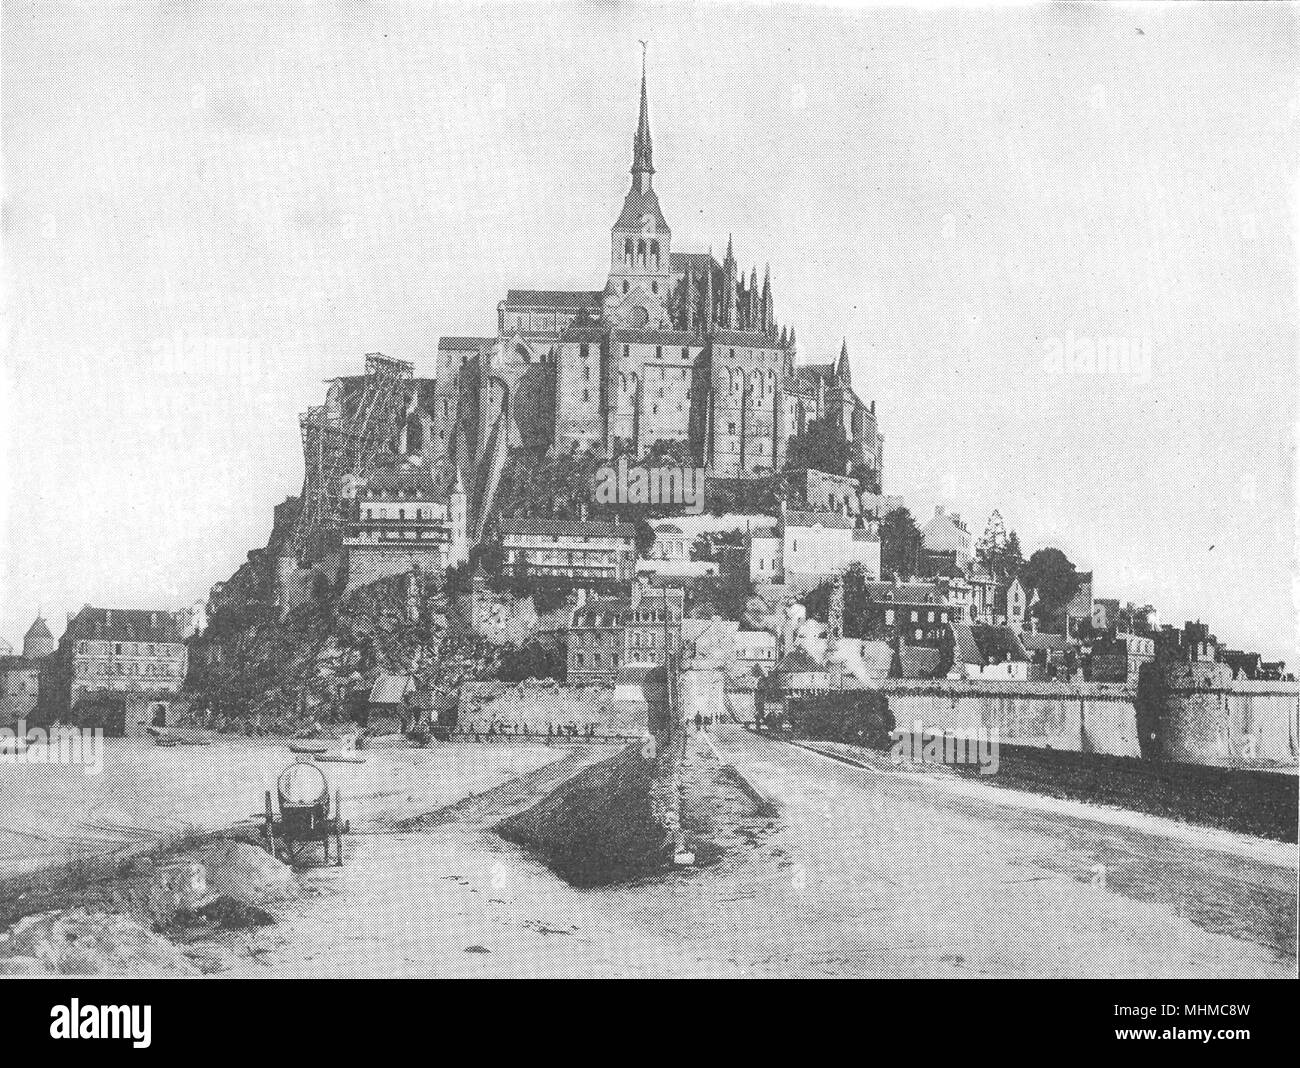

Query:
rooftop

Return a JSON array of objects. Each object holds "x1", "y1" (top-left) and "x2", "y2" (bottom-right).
[
  {"x1": 66, "y1": 607, "x2": 184, "y2": 644},
  {"x1": 502, "y1": 289, "x2": 604, "y2": 309},
  {"x1": 498, "y1": 517, "x2": 637, "y2": 539}
]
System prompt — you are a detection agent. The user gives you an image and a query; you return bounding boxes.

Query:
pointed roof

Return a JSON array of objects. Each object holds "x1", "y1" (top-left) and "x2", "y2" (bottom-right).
[
  {"x1": 835, "y1": 339, "x2": 852, "y2": 385},
  {"x1": 776, "y1": 646, "x2": 824, "y2": 674},
  {"x1": 614, "y1": 47, "x2": 669, "y2": 233},
  {"x1": 25, "y1": 615, "x2": 52, "y2": 641},
  {"x1": 632, "y1": 44, "x2": 653, "y2": 178},
  {"x1": 614, "y1": 188, "x2": 670, "y2": 232}
]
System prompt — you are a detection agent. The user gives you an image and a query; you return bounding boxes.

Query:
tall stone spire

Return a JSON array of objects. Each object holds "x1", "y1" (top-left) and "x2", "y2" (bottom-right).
[
  {"x1": 761, "y1": 264, "x2": 773, "y2": 335},
  {"x1": 632, "y1": 42, "x2": 654, "y2": 191},
  {"x1": 722, "y1": 235, "x2": 737, "y2": 328},
  {"x1": 836, "y1": 338, "x2": 852, "y2": 385},
  {"x1": 704, "y1": 258, "x2": 715, "y2": 329}
]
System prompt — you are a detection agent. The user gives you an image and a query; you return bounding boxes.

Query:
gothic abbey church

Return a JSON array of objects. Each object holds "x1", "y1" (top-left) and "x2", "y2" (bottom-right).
[{"x1": 429, "y1": 56, "x2": 883, "y2": 509}]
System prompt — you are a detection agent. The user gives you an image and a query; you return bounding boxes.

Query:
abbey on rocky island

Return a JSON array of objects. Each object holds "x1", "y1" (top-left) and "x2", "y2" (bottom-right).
[{"x1": 428, "y1": 52, "x2": 883, "y2": 506}]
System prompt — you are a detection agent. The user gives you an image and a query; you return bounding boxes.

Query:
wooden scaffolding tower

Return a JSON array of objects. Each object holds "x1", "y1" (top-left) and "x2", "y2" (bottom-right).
[{"x1": 290, "y1": 352, "x2": 413, "y2": 561}]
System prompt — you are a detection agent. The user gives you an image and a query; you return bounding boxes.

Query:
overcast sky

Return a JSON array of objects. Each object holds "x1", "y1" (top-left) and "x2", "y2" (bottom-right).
[{"x1": 2, "y1": 1, "x2": 1296, "y2": 659}]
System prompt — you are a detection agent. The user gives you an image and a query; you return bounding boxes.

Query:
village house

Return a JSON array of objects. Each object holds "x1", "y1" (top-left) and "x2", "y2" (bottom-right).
[
  {"x1": 747, "y1": 502, "x2": 880, "y2": 589},
  {"x1": 567, "y1": 585, "x2": 684, "y2": 682},
  {"x1": 734, "y1": 628, "x2": 779, "y2": 677},
  {"x1": 855, "y1": 580, "x2": 954, "y2": 645},
  {"x1": 1019, "y1": 630, "x2": 1075, "y2": 681},
  {"x1": 1091, "y1": 597, "x2": 1121, "y2": 631},
  {"x1": 947, "y1": 623, "x2": 1031, "y2": 681},
  {"x1": 648, "y1": 522, "x2": 692, "y2": 561},
  {"x1": 921, "y1": 505, "x2": 973, "y2": 563},
  {"x1": 62, "y1": 607, "x2": 187, "y2": 699},
  {"x1": 1088, "y1": 632, "x2": 1156, "y2": 683},
  {"x1": 1006, "y1": 575, "x2": 1039, "y2": 630},
  {"x1": 1066, "y1": 571, "x2": 1094, "y2": 637},
  {"x1": 499, "y1": 517, "x2": 637, "y2": 584},
  {"x1": 680, "y1": 615, "x2": 739, "y2": 669},
  {"x1": 0, "y1": 655, "x2": 41, "y2": 728},
  {"x1": 343, "y1": 468, "x2": 468, "y2": 592}
]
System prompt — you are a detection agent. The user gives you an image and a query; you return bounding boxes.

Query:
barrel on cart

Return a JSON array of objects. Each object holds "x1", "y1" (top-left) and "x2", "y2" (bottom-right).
[{"x1": 260, "y1": 759, "x2": 349, "y2": 866}]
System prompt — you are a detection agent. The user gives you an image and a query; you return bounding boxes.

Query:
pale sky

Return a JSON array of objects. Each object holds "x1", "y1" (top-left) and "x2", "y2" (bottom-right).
[{"x1": 2, "y1": 1, "x2": 1297, "y2": 659}]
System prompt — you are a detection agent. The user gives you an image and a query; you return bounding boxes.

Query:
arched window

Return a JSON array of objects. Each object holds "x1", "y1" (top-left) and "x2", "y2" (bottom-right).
[
  {"x1": 636, "y1": 239, "x2": 646, "y2": 266},
  {"x1": 650, "y1": 240, "x2": 660, "y2": 270},
  {"x1": 622, "y1": 280, "x2": 629, "y2": 294},
  {"x1": 624, "y1": 238, "x2": 633, "y2": 266}
]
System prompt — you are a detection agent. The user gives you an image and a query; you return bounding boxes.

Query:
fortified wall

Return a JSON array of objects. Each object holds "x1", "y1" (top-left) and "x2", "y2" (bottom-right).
[
  {"x1": 1145, "y1": 660, "x2": 1300, "y2": 765},
  {"x1": 796, "y1": 673, "x2": 1300, "y2": 768},
  {"x1": 880, "y1": 679, "x2": 1143, "y2": 758}
]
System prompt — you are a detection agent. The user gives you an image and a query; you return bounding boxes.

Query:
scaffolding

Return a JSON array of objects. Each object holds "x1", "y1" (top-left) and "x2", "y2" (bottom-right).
[{"x1": 290, "y1": 352, "x2": 414, "y2": 561}]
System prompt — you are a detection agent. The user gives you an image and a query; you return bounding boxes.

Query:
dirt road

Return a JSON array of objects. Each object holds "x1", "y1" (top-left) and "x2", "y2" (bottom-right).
[
  {"x1": 708, "y1": 725, "x2": 1296, "y2": 978},
  {"x1": 194, "y1": 728, "x2": 1295, "y2": 978}
]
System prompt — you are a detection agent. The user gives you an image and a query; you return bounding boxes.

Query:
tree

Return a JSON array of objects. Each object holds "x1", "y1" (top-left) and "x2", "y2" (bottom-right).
[
  {"x1": 1003, "y1": 530, "x2": 1024, "y2": 579},
  {"x1": 976, "y1": 510, "x2": 1023, "y2": 581},
  {"x1": 498, "y1": 637, "x2": 567, "y2": 682},
  {"x1": 691, "y1": 529, "x2": 745, "y2": 563},
  {"x1": 850, "y1": 462, "x2": 881, "y2": 496},
  {"x1": 783, "y1": 418, "x2": 850, "y2": 477},
  {"x1": 803, "y1": 563, "x2": 878, "y2": 639},
  {"x1": 1018, "y1": 547, "x2": 1080, "y2": 628},
  {"x1": 878, "y1": 507, "x2": 923, "y2": 580},
  {"x1": 634, "y1": 518, "x2": 657, "y2": 558},
  {"x1": 976, "y1": 511, "x2": 1007, "y2": 573},
  {"x1": 693, "y1": 567, "x2": 754, "y2": 620}
]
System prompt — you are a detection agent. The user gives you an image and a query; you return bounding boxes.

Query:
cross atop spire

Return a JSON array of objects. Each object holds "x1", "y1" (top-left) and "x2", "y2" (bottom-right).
[{"x1": 632, "y1": 42, "x2": 654, "y2": 185}]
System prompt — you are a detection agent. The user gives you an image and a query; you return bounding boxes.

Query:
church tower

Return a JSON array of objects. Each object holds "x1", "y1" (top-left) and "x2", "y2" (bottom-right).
[{"x1": 605, "y1": 47, "x2": 672, "y2": 329}]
